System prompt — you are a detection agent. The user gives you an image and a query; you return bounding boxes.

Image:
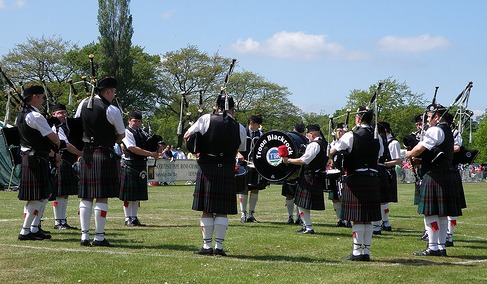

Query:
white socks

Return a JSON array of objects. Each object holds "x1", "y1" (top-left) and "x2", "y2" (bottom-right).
[
  {"x1": 363, "y1": 223, "x2": 373, "y2": 255},
  {"x1": 31, "y1": 199, "x2": 48, "y2": 233},
  {"x1": 333, "y1": 202, "x2": 342, "y2": 220},
  {"x1": 200, "y1": 217, "x2": 214, "y2": 249},
  {"x1": 249, "y1": 193, "x2": 258, "y2": 213},
  {"x1": 298, "y1": 207, "x2": 312, "y2": 230},
  {"x1": 53, "y1": 197, "x2": 68, "y2": 225},
  {"x1": 94, "y1": 203, "x2": 108, "y2": 241},
  {"x1": 424, "y1": 215, "x2": 440, "y2": 251},
  {"x1": 20, "y1": 200, "x2": 42, "y2": 235},
  {"x1": 79, "y1": 200, "x2": 93, "y2": 241},
  {"x1": 214, "y1": 217, "x2": 228, "y2": 250},
  {"x1": 239, "y1": 194, "x2": 248, "y2": 217},
  {"x1": 285, "y1": 199, "x2": 294, "y2": 216},
  {"x1": 381, "y1": 203, "x2": 390, "y2": 226},
  {"x1": 447, "y1": 216, "x2": 457, "y2": 241},
  {"x1": 352, "y1": 224, "x2": 365, "y2": 256}
]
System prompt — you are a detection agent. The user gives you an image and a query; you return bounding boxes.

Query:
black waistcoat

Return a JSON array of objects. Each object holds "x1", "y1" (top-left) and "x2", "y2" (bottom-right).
[
  {"x1": 17, "y1": 107, "x2": 51, "y2": 153},
  {"x1": 80, "y1": 97, "x2": 117, "y2": 148},
  {"x1": 199, "y1": 114, "x2": 241, "y2": 163},
  {"x1": 347, "y1": 126, "x2": 379, "y2": 171},
  {"x1": 123, "y1": 127, "x2": 148, "y2": 160}
]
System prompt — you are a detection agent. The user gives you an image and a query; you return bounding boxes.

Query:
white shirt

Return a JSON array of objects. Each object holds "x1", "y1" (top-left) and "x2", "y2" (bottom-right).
[
  {"x1": 419, "y1": 123, "x2": 446, "y2": 150},
  {"x1": 19, "y1": 106, "x2": 55, "y2": 151},
  {"x1": 299, "y1": 137, "x2": 321, "y2": 165},
  {"x1": 386, "y1": 133, "x2": 402, "y2": 160}
]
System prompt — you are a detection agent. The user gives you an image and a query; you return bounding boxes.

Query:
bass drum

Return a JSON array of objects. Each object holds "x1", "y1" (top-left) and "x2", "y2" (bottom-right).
[{"x1": 252, "y1": 130, "x2": 307, "y2": 182}]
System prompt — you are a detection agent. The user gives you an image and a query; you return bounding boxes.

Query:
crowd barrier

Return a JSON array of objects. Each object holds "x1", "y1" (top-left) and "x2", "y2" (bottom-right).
[{"x1": 147, "y1": 158, "x2": 198, "y2": 184}]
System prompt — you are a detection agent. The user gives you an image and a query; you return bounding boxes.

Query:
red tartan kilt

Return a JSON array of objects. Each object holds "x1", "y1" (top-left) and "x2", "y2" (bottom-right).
[
  {"x1": 418, "y1": 169, "x2": 463, "y2": 216},
  {"x1": 18, "y1": 154, "x2": 52, "y2": 201},
  {"x1": 341, "y1": 171, "x2": 381, "y2": 222},
  {"x1": 294, "y1": 174, "x2": 325, "y2": 210},
  {"x1": 55, "y1": 158, "x2": 79, "y2": 196},
  {"x1": 192, "y1": 162, "x2": 237, "y2": 214},
  {"x1": 78, "y1": 148, "x2": 120, "y2": 199}
]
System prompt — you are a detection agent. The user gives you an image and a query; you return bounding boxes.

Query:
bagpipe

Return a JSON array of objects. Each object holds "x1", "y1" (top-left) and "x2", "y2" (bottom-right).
[
  {"x1": 403, "y1": 82, "x2": 478, "y2": 165},
  {"x1": 186, "y1": 59, "x2": 237, "y2": 154}
]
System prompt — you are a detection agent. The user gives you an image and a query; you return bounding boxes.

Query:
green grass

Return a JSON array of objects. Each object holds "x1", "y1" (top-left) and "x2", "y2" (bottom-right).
[{"x1": 1, "y1": 182, "x2": 486, "y2": 283}]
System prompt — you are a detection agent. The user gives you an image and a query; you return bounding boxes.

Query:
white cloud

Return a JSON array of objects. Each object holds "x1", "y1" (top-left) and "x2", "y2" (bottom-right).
[
  {"x1": 14, "y1": 0, "x2": 26, "y2": 8},
  {"x1": 231, "y1": 31, "x2": 367, "y2": 61},
  {"x1": 378, "y1": 34, "x2": 449, "y2": 53},
  {"x1": 160, "y1": 9, "x2": 175, "y2": 20}
]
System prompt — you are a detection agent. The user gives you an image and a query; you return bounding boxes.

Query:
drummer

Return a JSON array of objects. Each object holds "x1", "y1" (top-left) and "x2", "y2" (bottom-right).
[
  {"x1": 328, "y1": 123, "x2": 351, "y2": 228},
  {"x1": 238, "y1": 114, "x2": 268, "y2": 223},
  {"x1": 281, "y1": 124, "x2": 328, "y2": 234},
  {"x1": 281, "y1": 123, "x2": 306, "y2": 225}
]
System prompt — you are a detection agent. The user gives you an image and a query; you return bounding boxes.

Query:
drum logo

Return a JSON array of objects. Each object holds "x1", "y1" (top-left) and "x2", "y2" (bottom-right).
[{"x1": 266, "y1": 147, "x2": 281, "y2": 166}]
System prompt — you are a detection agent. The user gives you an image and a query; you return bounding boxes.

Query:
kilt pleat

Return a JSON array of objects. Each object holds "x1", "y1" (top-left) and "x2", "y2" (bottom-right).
[
  {"x1": 377, "y1": 165, "x2": 392, "y2": 203},
  {"x1": 417, "y1": 169, "x2": 463, "y2": 217},
  {"x1": 453, "y1": 169, "x2": 467, "y2": 209},
  {"x1": 119, "y1": 160, "x2": 148, "y2": 201},
  {"x1": 79, "y1": 148, "x2": 120, "y2": 199},
  {"x1": 192, "y1": 162, "x2": 237, "y2": 214},
  {"x1": 340, "y1": 172, "x2": 381, "y2": 222},
  {"x1": 294, "y1": 175, "x2": 325, "y2": 210},
  {"x1": 55, "y1": 158, "x2": 79, "y2": 196},
  {"x1": 388, "y1": 169, "x2": 398, "y2": 202},
  {"x1": 18, "y1": 154, "x2": 52, "y2": 200}
]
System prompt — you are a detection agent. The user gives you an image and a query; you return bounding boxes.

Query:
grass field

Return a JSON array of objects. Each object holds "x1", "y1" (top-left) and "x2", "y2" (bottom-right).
[{"x1": 1, "y1": 182, "x2": 486, "y2": 284}]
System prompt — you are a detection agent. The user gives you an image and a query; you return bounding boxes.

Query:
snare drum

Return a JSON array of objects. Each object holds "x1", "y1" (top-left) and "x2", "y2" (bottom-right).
[
  {"x1": 324, "y1": 169, "x2": 341, "y2": 192},
  {"x1": 247, "y1": 164, "x2": 268, "y2": 190}
]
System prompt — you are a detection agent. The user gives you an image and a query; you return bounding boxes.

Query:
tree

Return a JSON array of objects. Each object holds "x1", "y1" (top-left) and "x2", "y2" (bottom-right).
[
  {"x1": 97, "y1": 0, "x2": 134, "y2": 109},
  {"x1": 472, "y1": 112, "x2": 487, "y2": 164}
]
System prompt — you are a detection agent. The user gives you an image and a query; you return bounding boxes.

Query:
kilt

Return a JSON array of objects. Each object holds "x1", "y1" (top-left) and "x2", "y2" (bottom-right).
[
  {"x1": 453, "y1": 169, "x2": 467, "y2": 209},
  {"x1": 388, "y1": 168, "x2": 398, "y2": 202},
  {"x1": 18, "y1": 152, "x2": 52, "y2": 201},
  {"x1": 327, "y1": 174, "x2": 341, "y2": 200},
  {"x1": 294, "y1": 174, "x2": 325, "y2": 211},
  {"x1": 119, "y1": 159, "x2": 148, "y2": 201},
  {"x1": 377, "y1": 165, "x2": 392, "y2": 203},
  {"x1": 281, "y1": 181, "x2": 298, "y2": 197},
  {"x1": 55, "y1": 157, "x2": 79, "y2": 196},
  {"x1": 413, "y1": 181, "x2": 421, "y2": 205},
  {"x1": 417, "y1": 169, "x2": 463, "y2": 217},
  {"x1": 341, "y1": 171, "x2": 381, "y2": 222},
  {"x1": 192, "y1": 160, "x2": 237, "y2": 214},
  {"x1": 79, "y1": 147, "x2": 120, "y2": 199}
]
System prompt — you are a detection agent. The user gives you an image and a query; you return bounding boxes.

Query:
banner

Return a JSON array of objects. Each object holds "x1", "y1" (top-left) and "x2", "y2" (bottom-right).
[{"x1": 147, "y1": 159, "x2": 198, "y2": 183}]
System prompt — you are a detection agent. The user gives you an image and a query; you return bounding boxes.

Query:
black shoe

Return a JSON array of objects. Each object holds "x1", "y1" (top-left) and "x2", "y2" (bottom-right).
[
  {"x1": 286, "y1": 216, "x2": 294, "y2": 224},
  {"x1": 439, "y1": 249, "x2": 447, "y2": 257},
  {"x1": 55, "y1": 223, "x2": 78, "y2": 230},
  {"x1": 413, "y1": 248, "x2": 442, "y2": 256},
  {"x1": 295, "y1": 217, "x2": 303, "y2": 225},
  {"x1": 32, "y1": 230, "x2": 51, "y2": 239},
  {"x1": 125, "y1": 219, "x2": 135, "y2": 227},
  {"x1": 418, "y1": 231, "x2": 429, "y2": 241},
  {"x1": 246, "y1": 216, "x2": 258, "y2": 223},
  {"x1": 213, "y1": 248, "x2": 227, "y2": 256},
  {"x1": 18, "y1": 232, "x2": 44, "y2": 241},
  {"x1": 346, "y1": 221, "x2": 352, "y2": 228},
  {"x1": 80, "y1": 240, "x2": 92, "y2": 247},
  {"x1": 54, "y1": 224, "x2": 65, "y2": 230},
  {"x1": 381, "y1": 224, "x2": 392, "y2": 231},
  {"x1": 445, "y1": 240, "x2": 454, "y2": 247},
  {"x1": 240, "y1": 216, "x2": 247, "y2": 223},
  {"x1": 373, "y1": 230, "x2": 382, "y2": 235},
  {"x1": 336, "y1": 220, "x2": 346, "y2": 227},
  {"x1": 132, "y1": 217, "x2": 146, "y2": 227},
  {"x1": 362, "y1": 254, "x2": 371, "y2": 261},
  {"x1": 296, "y1": 228, "x2": 315, "y2": 234},
  {"x1": 38, "y1": 227, "x2": 51, "y2": 235},
  {"x1": 92, "y1": 239, "x2": 113, "y2": 247},
  {"x1": 343, "y1": 253, "x2": 366, "y2": 261},
  {"x1": 194, "y1": 247, "x2": 213, "y2": 255}
]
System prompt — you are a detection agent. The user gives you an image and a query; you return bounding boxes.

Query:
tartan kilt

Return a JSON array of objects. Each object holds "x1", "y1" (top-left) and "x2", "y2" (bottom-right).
[
  {"x1": 453, "y1": 169, "x2": 467, "y2": 209},
  {"x1": 18, "y1": 153, "x2": 52, "y2": 201},
  {"x1": 341, "y1": 171, "x2": 381, "y2": 222},
  {"x1": 413, "y1": 182, "x2": 421, "y2": 205},
  {"x1": 281, "y1": 181, "x2": 298, "y2": 197},
  {"x1": 192, "y1": 161, "x2": 237, "y2": 214},
  {"x1": 294, "y1": 174, "x2": 325, "y2": 210},
  {"x1": 55, "y1": 158, "x2": 79, "y2": 196},
  {"x1": 388, "y1": 168, "x2": 398, "y2": 202},
  {"x1": 417, "y1": 169, "x2": 463, "y2": 217},
  {"x1": 119, "y1": 159, "x2": 148, "y2": 201},
  {"x1": 377, "y1": 165, "x2": 392, "y2": 203},
  {"x1": 79, "y1": 147, "x2": 120, "y2": 199}
]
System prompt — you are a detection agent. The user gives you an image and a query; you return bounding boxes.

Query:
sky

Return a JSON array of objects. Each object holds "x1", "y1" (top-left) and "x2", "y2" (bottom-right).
[{"x1": 1, "y1": 0, "x2": 486, "y2": 118}]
